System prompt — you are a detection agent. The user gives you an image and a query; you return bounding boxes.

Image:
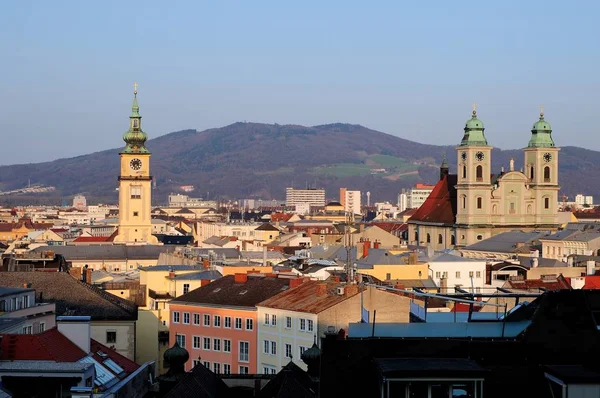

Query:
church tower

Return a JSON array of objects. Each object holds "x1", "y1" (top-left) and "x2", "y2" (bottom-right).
[
  {"x1": 455, "y1": 106, "x2": 493, "y2": 233},
  {"x1": 523, "y1": 108, "x2": 560, "y2": 225},
  {"x1": 113, "y1": 84, "x2": 158, "y2": 245}
]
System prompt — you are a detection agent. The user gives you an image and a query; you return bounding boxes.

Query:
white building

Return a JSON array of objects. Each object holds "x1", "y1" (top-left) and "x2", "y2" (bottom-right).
[
  {"x1": 575, "y1": 194, "x2": 594, "y2": 207},
  {"x1": 339, "y1": 188, "x2": 361, "y2": 215},
  {"x1": 285, "y1": 188, "x2": 326, "y2": 208},
  {"x1": 168, "y1": 193, "x2": 217, "y2": 208},
  {"x1": 194, "y1": 221, "x2": 261, "y2": 243},
  {"x1": 72, "y1": 195, "x2": 87, "y2": 210},
  {"x1": 408, "y1": 184, "x2": 435, "y2": 209},
  {"x1": 397, "y1": 191, "x2": 409, "y2": 213},
  {"x1": 426, "y1": 253, "x2": 487, "y2": 293}
]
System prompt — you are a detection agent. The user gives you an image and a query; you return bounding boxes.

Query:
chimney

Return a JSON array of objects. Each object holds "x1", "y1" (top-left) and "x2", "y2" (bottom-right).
[
  {"x1": 263, "y1": 246, "x2": 268, "y2": 267},
  {"x1": 202, "y1": 258, "x2": 210, "y2": 269},
  {"x1": 331, "y1": 276, "x2": 341, "y2": 283},
  {"x1": 344, "y1": 284, "x2": 359, "y2": 297},
  {"x1": 363, "y1": 240, "x2": 370, "y2": 259},
  {"x1": 373, "y1": 240, "x2": 380, "y2": 249},
  {"x1": 587, "y1": 260, "x2": 596, "y2": 276},
  {"x1": 439, "y1": 277, "x2": 448, "y2": 294},
  {"x1": 234, "y1": 273, "x2": 248, "y2": 284},
  {"x1": 316, "y1": 283, "x2": 327, "y2": 296},
  {"x1": 289, "y1": 278, "x2": 305, "y2": 289},
  {"x1": 168, "y1": 270, "x2": 175, "y2": 278},
  {"x1": 567, "y1": 256, "x2": 574, "y2": 267},
  {"x1": 201, "y1": 279, "x2": 211, "y2": 287},
  {"x1": 85, "y1": 269, "x2": 93, "y2": 285},
  {"x1": 57, "y1": 316, "x2": 91, "y2": 354},
  {"x1": 408, "y1": 252, "x2": 418, "y2": 265}
]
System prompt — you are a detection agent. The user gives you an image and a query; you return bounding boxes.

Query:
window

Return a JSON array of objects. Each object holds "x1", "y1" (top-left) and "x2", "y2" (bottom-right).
[
  {"x1": 544, "y1": 166, "x2": 550, "y2": 182},
  {"x1": 438, "y1": 234, "x2": 443, "y2": 244},
  {"x1": 203, "y1": 361, "x2": 210, "y2": 368},
  {"x1": 239, "y1": 366, "x2": 249, "y2": 374},
  {"x1": 462, "y1": 165, "x2": 467, "y2": 179},
  {"x1": 456, "y1": 271, "x2": 461, "y2": 279},
  {"x1": 426, "y1": 233, "x2": 431, "y2": 243},
  {"x1": 224, "y1": 316, "x2": 231, "y2": 328},
  {"x1": 193, "y1": 336, "x2": 201, "y2": 349},
  {"x1": 461, "y1": 195, "x2": 466, "y2": 209},
  {"x1": 308, "y1": 320, "x2": 314, "y2": 332},
  {"x1": 106, "y1": 331, "x2": 117, "y2": 344},
  {"x1": 414, "y1": 231, "x2": 419, "y2": 242},
  {"x1": 183, "y1": 284, "x2": 190, "y2": 295},
  {"x1": 130, "y1": 186, "x2": 141, "y2": 199},
  {"x1": 235, "y1": 317, "x2": 242, "y2": 330},
  {"x1": 476, "y1": 271, "x2": 481, "y2": 278},
  {"x1": 214, "y1": 315, "x2": 221, "y2": 327},
  {"x1": 192, "y1": 359, "x2": 200, "y2": 367},
  {"x1": 264, "y1": 340, "x2": 270, "y2": 354},
  {"x1": 477, "y1": 235, "x2": 483, "y2": 241},
  {"x1": 203, "y1": 314, "x2": 210, "y2": 326},
  {"x1": 213, "y1": 363, "x2": 221, "y2": 374},
  {"x1": 213, "y1": 338, "x2": 221, "y2": 351},
  {"x1": 386, "y1": 273, "x2": 391, "y2": 280},
  {"x1": 173, "y1": 311, "x2": 180, "y2": 324},
  {"x1": 264, "y1": 313, "x2": 270, "y2": 325},
  {"x1": 300, "y1": 319, "x2": 306, "y2": 331},
  {"x1": 22, "y1": 326, "x2": 32, "y2": 335},
  {"x1": 224, "y1": 339, "x2": 231, "y2": 352},
  {"x1": 203, "y1": 337, "x2": 211, "y2": 350},
  {"x1": 263, "y1": 366, "x2": 277, "y2": 374},
  {"x1": 285, "y1": 316, "x2": 292, "y2": 329},
  {"x1": 285, "y1": 343, "x2": 292, "y2": 358},
  {"x1": 299, "y1": 346, "x2": 308, "y2": 358},
  {"x1": 133, "y1": 211, "x2": 139, "y2": 217},
  {"x1": 23, "y1": 295, "x2": 29, "y2": 308},
  {"x1": 271, "y1": 341, "x2": 277, "y2": 355},
  {"x1": 39, "y1": 322, "x2": 45, "y2": 332},
  {"x1": 476, "y1": 165, "x2": 483, "y2": 181},
  {"x1": 545, "y1": 197, "x2": 550, "y2": 209},
  {"x1": 271, "y1": 315, "x2": 277, "y2": 326},
  {"x1": 223, "y1": 364, "x2": 231, "y2": 374},
  {"x1": 469, "y1": 271, "x2": 474, "y2": 278},
  {"x1": 176, "y1": 334, "x2": 186, "y2": 348},
  {"x1": 477, "y1": 197, "x2": 482, "y2": 209},
  {"x1": 435, "y1": 271, "x2": 441, "y2": 278},
  {"x1": 246, "y1": 318, "x2": 253, "y2": 330},
  {"x1": 451, "y1": 235, "x2": 456, "y2": 245},
  {"x1": 239, "y1": 342, "x2": 249, "y2": 362},
  {"x1": 183, "y1": 312, "x2": 190, "y2": 324},
  {"x1": 193, "y1": 314, "x2": 200, "y2": 325},
  {"x1": 530, "y1": 166, "x2": 534, "y2": 180}
]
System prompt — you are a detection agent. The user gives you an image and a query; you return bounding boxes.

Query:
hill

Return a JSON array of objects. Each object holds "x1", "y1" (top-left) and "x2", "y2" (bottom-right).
[{"x1": 0, "y1": 122, "x2": 596, "y2": 205}]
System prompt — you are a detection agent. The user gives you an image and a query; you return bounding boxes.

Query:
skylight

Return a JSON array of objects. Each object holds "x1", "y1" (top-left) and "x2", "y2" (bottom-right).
[
  {"x1": 103, "y1": 359, "x2": 125, "y2": 375},
  {"x1": 239, "y1": 290, "x2": 247, "y2": 295},
  {"x1": 213, "y1": 288, "x2": 221, "y2": 293}
]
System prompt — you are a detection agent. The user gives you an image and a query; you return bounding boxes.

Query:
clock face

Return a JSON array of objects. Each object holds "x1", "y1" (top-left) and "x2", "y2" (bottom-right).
[
  {"x1": 543, "y1": 153, "x2": 552, "y2": 162},
  {"x1": 461, "y1": 152, "x2": 467, "y2": 161},
  {"x1": 475, "y1": 151, "x2": 485, "y2": 161},
  {"x1": 130, "y1": 158, "x2": 142, "y2": 171}
]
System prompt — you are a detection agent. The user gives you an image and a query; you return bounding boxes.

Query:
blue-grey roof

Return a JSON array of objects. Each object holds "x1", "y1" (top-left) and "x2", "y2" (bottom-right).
[
  {"x1": 356, "y1": 249, "x2": 405, "y2": 269},
  {"x1": 139, "y1": 265, "x2": 203, "y2": 272},
  {"x1": 0, "y1": 287, "x2": 33, "y2": 297},
  {"x1": 462, "y1": 231, "x2": 550, "y2": 253},
  {"x1": 0, "y1": 317, "x2": 25, "y2": 333},
  {"x1": 310, "y1": 245, "x2": 357, "y2": 263},
  {"x1": 169, "y1": 270, "x2": 223, "y2": 280},
  {"x1": 425, "y1": 253, "x2": 482, "y2": 263},
  {"x1": 31, "y1": 245, "x2": 171, "y2": 260},
  {"x1": 349, "y1": 320, "x2": 531, "y2": 338}
]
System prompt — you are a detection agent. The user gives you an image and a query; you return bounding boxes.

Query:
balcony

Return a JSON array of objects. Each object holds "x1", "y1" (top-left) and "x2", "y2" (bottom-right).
[{"x1": 148, "y1": 289, "x2": 174, "y2": 300}]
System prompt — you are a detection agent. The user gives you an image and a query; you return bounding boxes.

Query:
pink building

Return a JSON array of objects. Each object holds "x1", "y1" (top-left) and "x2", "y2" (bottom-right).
[{"x1": 169, "y1": 273, "x2": 303, "y2": 374}]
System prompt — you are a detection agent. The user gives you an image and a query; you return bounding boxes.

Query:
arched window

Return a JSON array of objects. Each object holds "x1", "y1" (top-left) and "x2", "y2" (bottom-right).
[
  {"x1": 426, "y1": 233, "x2": 431, "y2": 243},
  {"x1": 530, "y1": 166, "x2": 534, "y2": 180},
  {"x1": 544, "y1": 166, "x2": 550, "y2": 182},
  {"x1": 414, "y1": 231, "x2": 419, "y2": 242},
  {"x1": 476, "y1": 165, "x2": 483, "y2": 181},
  {"x1": 462, "y1": 165, "x2": 467, "y2": 179},
  {"x1": 461, "y1": 195, "x2": 466, "y2": 209},
  {"x1": 438, "y1": 234, "x2": 443, "y2": 244},
  {"x1": 527, "y1": 204, "x2": 532, "y2": 214},
  {"x1": 451, "y1": 235, "x2": 456, "y2": 245},
  {"x1": 544, "y1": 197, "x2": 550, "y2": 209},
  {"x1": 492, "y1": 204, "x2": 498, "y2": 214},
  {"x1": 476, "y1": 197, "x2": 482, "y2": 209}
]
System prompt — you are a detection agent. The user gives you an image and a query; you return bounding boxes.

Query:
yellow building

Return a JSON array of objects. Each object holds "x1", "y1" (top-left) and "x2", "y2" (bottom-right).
[
  {"x1": 356, "y1": 249, "x2": 428, "y2": 281},
  {"x1": 114, "y1": 85, "x2": 158, "y2": 245}
]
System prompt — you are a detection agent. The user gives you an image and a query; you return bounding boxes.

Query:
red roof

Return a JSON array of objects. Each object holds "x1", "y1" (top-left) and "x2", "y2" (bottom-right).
[
  {"x1": 90, "y1": 339, "x2": 139, "y2": 374},
  {"x1": 73, "y1": 236, "x2": 111, "y2": 243},
  {"x1": 507, "y1": 277, "x2": 572, "y2": 291},
  {"x1": 271, "y1": 213, "x2": 294, "y2": 223},
  {"x1": 0, "y1": 327, "x2": 85, "y2": 362},
  {"x1": 368, "y1": 222, "x2": 408, "y2": 233},
  {"x1": 408, "y1": 175, "x2": 457, "y2": 225},
  {"x1": 565, "y1": 276, "x2": 600, "y2": 290}
]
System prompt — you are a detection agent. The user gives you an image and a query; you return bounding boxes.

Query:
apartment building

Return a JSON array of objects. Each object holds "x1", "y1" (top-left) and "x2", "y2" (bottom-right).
[
  {"x1": 168, "y1": 273, "x2": 304, "y2": 374},
  {"x1": 339, "y1": 188, "x2": 361, "y2": 215},
  {"x1": 285, "y1": 188, "x2": 326, "y2": 209},
  {"x1": 0, "y1": 286, "x2": 56, "y2": 334}
]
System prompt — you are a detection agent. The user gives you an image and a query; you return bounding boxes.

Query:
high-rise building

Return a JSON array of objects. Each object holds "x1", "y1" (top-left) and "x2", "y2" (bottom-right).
[
  {"x1": 72, "y1": 194, "x2": 87, "y2": 210},
  {"x1": 407, "y1": 184, "x2": 435, "y2": 209},
  {"x1": 114, "y1": 85, "x2": 158, "y2": 245},
  {"x1": 285, "y1": 188, "x2": 325, "y2": 209},
  {"x1": 575, "y1": 194, "x2": 594, "y2": 207},
  {"x1": 339, "y1": 188, "x2": 361, "y2": 215}
]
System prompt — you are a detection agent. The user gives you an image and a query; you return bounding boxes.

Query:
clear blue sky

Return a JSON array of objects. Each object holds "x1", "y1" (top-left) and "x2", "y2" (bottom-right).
[{"x1": 1, "y1": 0, "x2": 599, "y2": 165}]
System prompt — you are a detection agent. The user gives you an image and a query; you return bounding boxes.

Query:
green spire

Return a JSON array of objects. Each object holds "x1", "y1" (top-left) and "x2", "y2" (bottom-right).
[
  {"x1": 460, "y1": 104, "x2": 488, "y2": 146},
  {"x1": 527, "y1": 107, "x2": 555, "y2": 148},
  {"x1": 122, "y1": 83, "x2": 150, "y2": 154}
]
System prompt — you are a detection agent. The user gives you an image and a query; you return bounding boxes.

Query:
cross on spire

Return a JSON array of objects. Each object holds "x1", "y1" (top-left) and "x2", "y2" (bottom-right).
[
  {"x1": 540, "y1": 105, "x2": 544, "y2": 117},
  {"x1": 472, "y1": 102, "x2": 477, "y2": 116},
  {"x1": 133, "y1": 82, "x2": 138, "y2": 96}
]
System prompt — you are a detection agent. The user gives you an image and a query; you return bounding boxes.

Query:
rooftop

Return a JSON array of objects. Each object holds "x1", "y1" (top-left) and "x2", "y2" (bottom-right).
[
  {"x1": 407, "y1": 174, "x2": 457, "y2": 225},
  {"x1": 0, "y1": 286, "x2": 33, "y2": 298},
  {"x1": 30, "y1": 245, "x2": 170, "y2": 260},
  {"x1": 462, "y1": 230, "x2": 550, "y2": 253}
]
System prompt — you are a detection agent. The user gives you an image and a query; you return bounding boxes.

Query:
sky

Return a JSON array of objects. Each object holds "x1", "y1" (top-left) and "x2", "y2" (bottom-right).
[{"x1": 1, "y1": 0, "x2": 599, "y2": 165}]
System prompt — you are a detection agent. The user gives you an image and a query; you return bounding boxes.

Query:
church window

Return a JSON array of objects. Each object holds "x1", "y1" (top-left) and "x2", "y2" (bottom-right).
[
  {"x1": 426, "y1": 233, "x2": 431, "y2": 243},
  {"x1": 451, "y1": 235, "x2": 456, "y2": 245},
  {"x1": 414, "y1": 231, "x2": 419, "y2": 242},
  {"x1": 544, "y1": 197, "x2": 550, "y2": 209},
  {"x1": 133, "y1": 211, "x2": 139, "y2": 217},
  {"x1": 438, "y1": 234, "x2": 443, "y2": 244},
  {"x1": 130, "y1": 186, "x2": 142, "y2": 199},
  {"x1": 544, "y1": 166, "x2": 550, "y2": 182},
  {"x1": 527, "y1": 204, "x2": 532, "y2": 214},
  {"x1": 509, "y1": 202, "x2": 515, "y2": 214},
  {"x1": 530, "y1": 166, "x2": 534, "y2": 180},
  {"x1": 461, "y1": 195, "x2": 466, "y2": 209},
  {"x1": 492, "y1": 204, "x2": 498, "y2": 214},
  {"x1": 476, "y1": 197, "x2": 482, "y2": 209},
  {"x1": 476, "y1": 165, "x2": 483, "y2": 182},
  {"x1": 462, "y1": 165, "x2": 467, "y2": 179},
  {"x1": 476, "y1": 235, "x2": 483, "y2": 241}
]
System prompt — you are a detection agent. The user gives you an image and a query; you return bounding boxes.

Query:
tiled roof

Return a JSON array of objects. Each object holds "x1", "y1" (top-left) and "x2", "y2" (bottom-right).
[
  {"x1": 255, "y1": 223, "x2": 280, "y2": 231},
  {"x1": 258, "y1": 361, "x2": 316, "y2": 398},
  {"x1": 257, "y1": 280, "x2": 360, "y2": 314},
  {"x1": 164, "y1": 362, "x2": 230, "y2": 398},
  {"x1": 0, "y1": 272, "x2": 137, "y2": 320},
  {"x1": 462, "y1": 231, "x2": 550, "y2": 253},
  {"x1": 270, "y1": 213, "x2": 294, "y2": 223},
  {"x1": 30, "y1": 245, "x2": 170, "y2": 260},
  {"x1": 0, "y1": 327, "x2": 85, "y2": 362},
  {"x1": 171, "y1": 274, "x2": 294, "y2": 308},
  {"x1": 367, "y1": 222, "x2": 408, "y2": 234},
  {"x1": 168, "y1": 270, "x2": 223, "y2": 281},
  {"x1": 73, "y1": 236, "x2": 112, "y2": 243},
  {"x1": 407, "y1": 175, "x2": 457, "y2": 225},
  {"x1": 506, "y1": 276, "x2": 572, "y2": 291}
]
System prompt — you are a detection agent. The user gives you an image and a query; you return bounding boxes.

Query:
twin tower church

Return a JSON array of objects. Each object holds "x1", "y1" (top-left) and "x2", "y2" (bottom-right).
[
  {"x1": 408, "y1": 107, "x2": 560, "y2": 249},
  {"x1": 111, "y1": 86, "x2": 560, "y2": 249}
]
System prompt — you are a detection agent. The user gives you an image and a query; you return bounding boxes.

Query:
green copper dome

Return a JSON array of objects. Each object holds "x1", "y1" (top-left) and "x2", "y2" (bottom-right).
[
  {"x1": 122, "y1": 88, "x2": 150, "y2": 154},
  {"x1": 460, "y1": 109, "x2": 488, "y2": 146},
  {"x1": 527, "y1": 111, "x2": 555, "y2": 148}
]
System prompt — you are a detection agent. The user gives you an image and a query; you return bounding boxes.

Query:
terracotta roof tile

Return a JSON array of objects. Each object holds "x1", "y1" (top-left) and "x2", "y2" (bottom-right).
[
  {"x1": 408, "y1": 175, "x2": 457, "y2": 225},
  {"x1": 0, "y1": 327, "x2": 85, "y2": 362}
]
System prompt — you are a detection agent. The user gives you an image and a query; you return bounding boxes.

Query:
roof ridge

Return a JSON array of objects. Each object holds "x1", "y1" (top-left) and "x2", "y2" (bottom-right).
[{"x1": 75, "y1": 278, "x2": 138, "y2": 316}]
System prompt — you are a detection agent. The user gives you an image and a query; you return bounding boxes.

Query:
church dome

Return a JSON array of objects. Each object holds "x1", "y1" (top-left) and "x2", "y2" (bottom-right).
[
  {"x1": 164, "y1": 341, "x2": 189, "y2": 367},
  {"x1": 532, "y1": 114, "x2": 552, "y2": 132},
  {"x1": 301, "y1": 342, "x2": 321, "y2": 362},
  {"x1": 527, "y1": 110, "x2": 555, "y2": 148},
  {"x1": 460, "y1": 108, "x2": 488, "y2": 146},
  {"x1": 465, "y1": 112, "x2": 484, "y2": 130}
]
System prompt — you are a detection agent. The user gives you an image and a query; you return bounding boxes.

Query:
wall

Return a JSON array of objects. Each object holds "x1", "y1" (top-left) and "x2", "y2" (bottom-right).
[
  {"x1": 169, "y1": 303, "x2": 258, "y2": 374},
  {"x1": 136, "y1": 310, "x2": 169, "y2": 376},
  {"x1": 216, "y1": 265, "x2": 273, "y2": 277},
  {"x1": 428, "y1": 260, "x2": 487, "y2": 293},
  {"x1": 527, "y1": 266, "x2": 585, "y2": 279},
  {"x1": 71, "y1": 258, "x2": 158, "y2": 272},
  {"x1": 358, "y1": 263, "x2": 428, "y2": 281},
  {"x1": 91, "y1": 320, "x2": 136, "y2": 361}
]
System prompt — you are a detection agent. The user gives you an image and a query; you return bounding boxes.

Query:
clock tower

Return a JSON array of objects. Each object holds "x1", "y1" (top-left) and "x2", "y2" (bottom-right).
[{"x1": 113, "y1": 84, "x2": 158, "y2": 245}]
